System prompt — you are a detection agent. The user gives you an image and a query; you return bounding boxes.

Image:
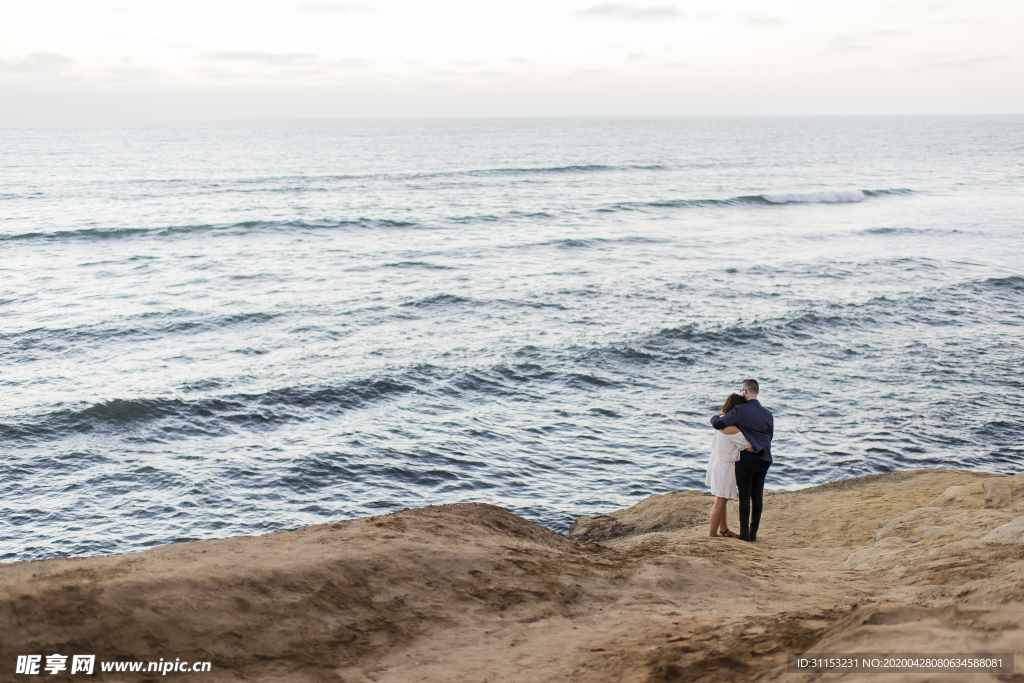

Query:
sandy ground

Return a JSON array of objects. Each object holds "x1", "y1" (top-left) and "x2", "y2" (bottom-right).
[{"x1": 2, "y1": 468, "x2": 1023, "y2": 682}]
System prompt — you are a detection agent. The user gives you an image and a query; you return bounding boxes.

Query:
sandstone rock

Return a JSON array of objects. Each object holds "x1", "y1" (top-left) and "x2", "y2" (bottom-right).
[
  {"x1": 2, "y1": 469, "x2": 1022, "y2": 683},
  {"x1": 982, "y1": 516, "x2": 1024, "y2": 543}
]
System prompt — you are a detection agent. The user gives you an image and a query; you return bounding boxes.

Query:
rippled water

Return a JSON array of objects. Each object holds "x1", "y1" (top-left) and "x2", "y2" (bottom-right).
[{"x1": 2, "y1": 117, "x2": 1022, "y2": 562}]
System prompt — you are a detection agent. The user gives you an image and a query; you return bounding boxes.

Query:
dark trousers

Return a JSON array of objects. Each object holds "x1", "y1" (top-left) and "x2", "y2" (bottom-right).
[{"x1": 734, "y1": 458, "x2": 771, "y2": 537}]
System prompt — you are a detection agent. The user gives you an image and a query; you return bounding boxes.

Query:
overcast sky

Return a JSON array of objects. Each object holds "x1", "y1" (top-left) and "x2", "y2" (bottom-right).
[{"x1": 1, "y1": 0, "x2": 1021, "y2": 119}]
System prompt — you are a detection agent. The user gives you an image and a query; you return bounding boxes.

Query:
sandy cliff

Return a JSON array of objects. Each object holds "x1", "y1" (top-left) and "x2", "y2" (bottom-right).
[{"x1": 2, "y1": 468, "x2": 1022, "y2": 682}]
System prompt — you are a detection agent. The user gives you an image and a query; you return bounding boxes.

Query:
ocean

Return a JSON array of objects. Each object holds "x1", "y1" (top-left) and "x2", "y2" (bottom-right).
[{"x1": 1, "y1": 116, "x2": 1022, "y2": 562}]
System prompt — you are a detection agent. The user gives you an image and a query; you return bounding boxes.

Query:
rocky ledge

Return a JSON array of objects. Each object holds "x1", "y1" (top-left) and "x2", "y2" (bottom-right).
[{"x1": 2, "y1": 469, "x2": 1023, "y2": 682}]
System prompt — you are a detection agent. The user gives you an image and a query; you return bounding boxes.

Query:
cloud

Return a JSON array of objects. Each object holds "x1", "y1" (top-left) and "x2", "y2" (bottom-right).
[
  {"x1": 919, "y1": 54, "x2": 1011, "y2": 69},
  {"x1": 200, "y1": 52, "x2": 365, "y2": 74},
  {"x1": 298, "y1": 2, "x2": 349, "y2": 13},
  {"x1": 277, "y1": 68, "x2": 328, "y2": 77},
  {"x1": 203, "y1": 51, "x2": 317, "y2": 65},
  {"x1": 826, "y1": 30, "x2": 909, "y2": 53},
  {"x1": 741, "y1": 15, "x2": 787, "y2": 27},
  {"x1": 827, "y1": 44, "x2": 872, "y2": 53},
  {"x1": 0, "y1": 52, "x2": 73, "y2": 74},
  {"x1": 576, "y1": 4, "x2": 681, "y2": 20},
  {"x1": 198, "y1": 67, "x2": 241, "y2": 79},
  {"x1": 625, "y1": 52, "x2": 647, "y2": 60},
  {"x1": 298, "y1": 2, "x2": 376, "y2": 14},
  {"x1": 102, "y1": 66, "x2": 160, "y2": 81},
  {"x1": 827, "y1": 36, "x2": 871, "y2": 53},
  {"x1": 430, "y1": 69, "x2": 511, "y2": 78}
]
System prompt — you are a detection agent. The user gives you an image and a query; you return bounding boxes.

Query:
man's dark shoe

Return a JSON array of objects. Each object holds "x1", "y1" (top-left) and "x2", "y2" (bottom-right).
[
  {"x1": 750, "y1": 531, "x2": 757, "y2": 543},
  {"x1": 739, "y1": 532, "x2": 751, "y2": 542}
]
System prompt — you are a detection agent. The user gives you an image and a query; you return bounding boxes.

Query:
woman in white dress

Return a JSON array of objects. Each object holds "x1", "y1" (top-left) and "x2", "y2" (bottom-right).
[{"x1": 707, "y1": 392, "x2": 753, "y2": 538}]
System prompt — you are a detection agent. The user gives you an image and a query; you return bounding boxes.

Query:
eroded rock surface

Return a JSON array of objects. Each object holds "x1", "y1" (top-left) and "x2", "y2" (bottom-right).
[{"x1": 2, "y1": 469, "x2": 1023, "y2": 682}]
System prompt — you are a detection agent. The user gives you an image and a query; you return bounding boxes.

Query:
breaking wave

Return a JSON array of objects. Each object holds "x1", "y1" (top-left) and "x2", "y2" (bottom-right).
[{"x1": 606, "y1": 188, "x2": 914, "y2": 211}]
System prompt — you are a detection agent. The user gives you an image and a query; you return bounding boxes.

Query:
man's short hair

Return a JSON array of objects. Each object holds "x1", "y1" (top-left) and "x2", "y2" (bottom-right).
[{"x1": 742, "y1": 379, "x2": 759, "y2": 395}]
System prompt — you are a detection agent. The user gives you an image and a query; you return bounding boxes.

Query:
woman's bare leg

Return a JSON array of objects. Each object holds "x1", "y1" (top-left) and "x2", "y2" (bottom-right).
[
  {"x1": 718, "y1": 498, "x2": 734, "y2": 536},
  {"x1": 709, "y1": 497, "x2": 727, "y2": 537}
]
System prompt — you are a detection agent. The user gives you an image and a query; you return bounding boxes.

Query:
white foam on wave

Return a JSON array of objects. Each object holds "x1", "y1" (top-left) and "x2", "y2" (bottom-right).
[{"x1": 762, "y1": 189, "x2": 866, "y2": 204}]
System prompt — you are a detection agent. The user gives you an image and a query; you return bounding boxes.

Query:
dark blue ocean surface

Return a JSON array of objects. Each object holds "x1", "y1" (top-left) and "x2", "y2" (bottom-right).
[{"x1": 1, "y1": 117, "x2": 1022, "y2": 561}]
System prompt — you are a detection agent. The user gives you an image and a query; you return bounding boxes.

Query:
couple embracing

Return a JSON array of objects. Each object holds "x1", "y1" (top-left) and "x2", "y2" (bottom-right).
[{"x1": 705, "y1": 379, "x2": 774, "y2": 542}]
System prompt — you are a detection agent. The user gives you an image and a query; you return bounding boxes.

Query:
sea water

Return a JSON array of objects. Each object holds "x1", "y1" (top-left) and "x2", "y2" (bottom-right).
[{"x1": 1, "y1": 117, "x2": 1022, "y2": 561}]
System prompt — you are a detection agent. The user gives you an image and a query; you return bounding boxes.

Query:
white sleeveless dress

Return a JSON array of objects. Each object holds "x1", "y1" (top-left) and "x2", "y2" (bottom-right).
[{"x1": 705, "y1": 429, "x2": 752, "y2": 499}]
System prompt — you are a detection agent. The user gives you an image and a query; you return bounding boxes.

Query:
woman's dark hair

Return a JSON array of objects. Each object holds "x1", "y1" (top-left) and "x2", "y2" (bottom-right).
[{"x1": 721, "y1": 392, "x2": 747, "y2": 414}]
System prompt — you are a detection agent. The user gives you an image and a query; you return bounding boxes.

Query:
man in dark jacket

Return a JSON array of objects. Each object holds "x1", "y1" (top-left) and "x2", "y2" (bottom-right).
[{"x1": 710, "y1": 379, "x2": 773, "y2": 542}]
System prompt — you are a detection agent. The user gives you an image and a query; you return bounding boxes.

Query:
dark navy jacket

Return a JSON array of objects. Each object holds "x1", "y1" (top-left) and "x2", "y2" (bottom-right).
[{"x1": 710, "y1": 399, "x2": 774, "y2": 463}]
